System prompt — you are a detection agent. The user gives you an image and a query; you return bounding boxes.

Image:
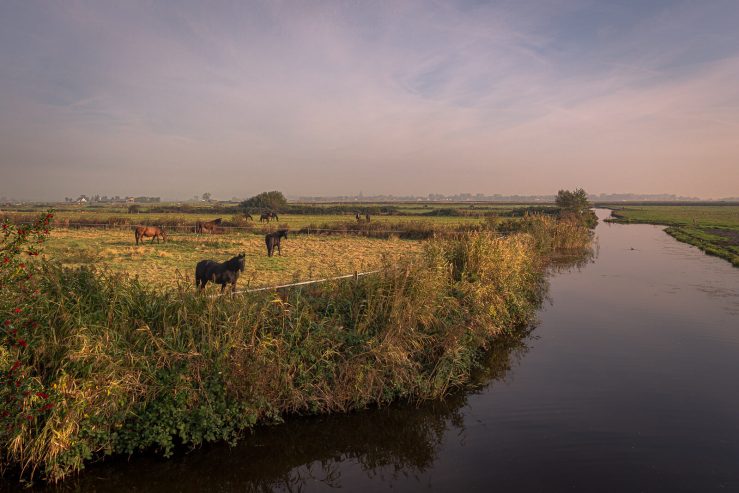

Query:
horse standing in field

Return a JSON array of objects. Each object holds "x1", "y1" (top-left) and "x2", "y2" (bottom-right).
[
  {"x1": 365, "y1": 213, "x2": 370, "y2": 222},
  {"x1": 135, "y1": 226, "x2": 167, "y2": 245},
  {"x1": 355, "y1": 213, "x2": 361, "y2": 222},
  {"x1": 243, "y1": 213, "x2": 253, "y2": 222},
  {"x1": 265, "y1": 229, "x2": 288, "y2": 257},
  {"x1": 260, "y1": 212, "x2": 279, "y2": 223},
  {"x1": 195, "y1": 253, "x2": 246, "y2": 293},
  {"x1": 195, "y1": 218, "x2": 222, "y2": 234}
]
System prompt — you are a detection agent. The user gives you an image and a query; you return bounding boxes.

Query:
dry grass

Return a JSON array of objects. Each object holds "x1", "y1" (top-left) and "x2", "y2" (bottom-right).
[
  {"x1": 1, "y1": 213, "x2": 594, "y2": 482},
  {"x1": 40, "y1": 229, "x2": 423, "y2": 289}
]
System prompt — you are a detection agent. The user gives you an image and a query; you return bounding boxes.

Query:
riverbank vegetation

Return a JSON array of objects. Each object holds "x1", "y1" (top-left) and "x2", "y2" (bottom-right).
[
  {"x1": 1, "y1": 203, "x2": 593, "y2": 483},
  {"x1": 608, "y1": 206, "x2": 739, "y2": 267}
]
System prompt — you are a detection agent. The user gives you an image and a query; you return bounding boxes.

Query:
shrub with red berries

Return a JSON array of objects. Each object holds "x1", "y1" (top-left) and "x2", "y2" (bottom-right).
[{"x1": 1, "y1": 211, "x2": 56, "y2": 442}]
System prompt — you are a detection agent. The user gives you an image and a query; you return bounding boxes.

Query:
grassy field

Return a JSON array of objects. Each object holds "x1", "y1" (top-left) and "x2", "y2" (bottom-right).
[
  {"x1": 17, "y1": 199, "x2": 581, "y2": 291},
  {"x1": 1, "y1": 202, "x2": 544, "y2": 230},
  {"x1": 40, "y1": 229, "x2": 423, "y2": 290},
  {"x1": 608, "y1": 205, "x2": 739, "y2": 266},
  {"x1": 1, "y1": 208, "x2": 595, "y2": 482}
]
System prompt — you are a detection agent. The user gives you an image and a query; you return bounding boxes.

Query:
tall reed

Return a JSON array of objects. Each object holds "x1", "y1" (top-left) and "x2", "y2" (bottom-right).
[{"x1": 1, "y1": 225, "x2": 589, "y2": 482}]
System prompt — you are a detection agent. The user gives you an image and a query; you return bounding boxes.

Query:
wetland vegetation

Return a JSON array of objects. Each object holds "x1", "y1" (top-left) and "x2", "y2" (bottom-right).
[
  {"x1": 0, "y1": 198, "x2": 594, "y2": 483},
  {"x1": 607, "y1": 205, "x2": 739, "y2": 266}
]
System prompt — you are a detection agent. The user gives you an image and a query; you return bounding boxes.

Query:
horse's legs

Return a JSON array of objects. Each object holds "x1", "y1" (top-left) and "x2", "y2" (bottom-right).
[{"x1": 278, "y1": 243, "x2": 281, "y2": 256}]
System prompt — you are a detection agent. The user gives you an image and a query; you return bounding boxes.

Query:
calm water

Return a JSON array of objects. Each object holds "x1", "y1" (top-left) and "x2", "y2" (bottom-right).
[{"x1": 30, "y1": 210, "x2": 739, "y2": 491}]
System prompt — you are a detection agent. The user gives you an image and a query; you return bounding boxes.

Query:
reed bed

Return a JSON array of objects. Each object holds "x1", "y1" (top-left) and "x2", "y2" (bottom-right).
[{"x1": 1, "y1": 215, "x2": 592, "y2": 482}]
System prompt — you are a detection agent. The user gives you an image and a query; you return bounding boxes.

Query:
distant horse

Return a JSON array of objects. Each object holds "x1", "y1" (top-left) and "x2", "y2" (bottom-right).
[
  {"x1": 195, "y1": 253, "x2": 246, "y2": 293},
  {"x1": 135, "y1": 226, "x2": 167, "y2": 245},
  {"x1": 265, "y1": 229, "x2": 288, "y2": 257},
  {"x1": 259, "y1": 212, "x2": 279, "y2": 223},
  {"x1": 243, "y1": 213, "x2": 254, "y2": 222},
  {"x1": 355, "y1": 213, "x2": 361, "y2": 222},
  {"x1": 195, "y1": 218, "x2": 222, "y2": 234},
  {"x1": 365, "y1": 213, "x2": 370, "y2": 222}
]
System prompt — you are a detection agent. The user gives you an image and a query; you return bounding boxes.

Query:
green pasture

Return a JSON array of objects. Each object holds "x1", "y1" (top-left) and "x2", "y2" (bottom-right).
[{"x1": 609, "y1": 205, "x2": 739, "y2": 266}]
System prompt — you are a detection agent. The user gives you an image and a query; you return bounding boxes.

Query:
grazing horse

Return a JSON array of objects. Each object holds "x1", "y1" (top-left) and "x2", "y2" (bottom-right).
[
  {"x1": 243, "y1": 213, "x2": 253, "y2": 222},
  {"x1": 195, "y1": 217, "x2": 222, "y2": 234},
  {"x1": 260, "y1": 211, "x2": 279, "y2": 223},
  {"x1": 135, "y1": 226, "x2": 167, "y2": 245},
  {"x1": 195, "y1": 253, "x2": 246, "y2": 293},
  {"x1": 265, "y1": 229, "x2": 288, "y2": 257}
]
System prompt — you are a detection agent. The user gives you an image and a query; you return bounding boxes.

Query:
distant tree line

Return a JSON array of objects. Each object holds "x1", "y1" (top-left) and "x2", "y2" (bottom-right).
[{"x1": 64, "y1": 195, "x2": 160, "y2": 203}]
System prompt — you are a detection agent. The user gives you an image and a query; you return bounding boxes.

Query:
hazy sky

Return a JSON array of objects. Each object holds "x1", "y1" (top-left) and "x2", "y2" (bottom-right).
[{"x1": 1, "y1": 0, "x2": 738, "y2": 200}]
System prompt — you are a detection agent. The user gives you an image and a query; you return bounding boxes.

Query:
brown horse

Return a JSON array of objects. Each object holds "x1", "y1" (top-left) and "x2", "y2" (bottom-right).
[
  {"x1": 135, "y1": 226, "x2": 167, "y2": 245},
  {"x1": 195, "y1": 218, "x2": 222, "y2": 234}
]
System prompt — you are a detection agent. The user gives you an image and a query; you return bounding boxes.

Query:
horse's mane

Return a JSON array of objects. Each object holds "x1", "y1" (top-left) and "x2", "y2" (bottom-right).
[{"x1": 223, "y1": 255, "x2": 244, "y2": 270}]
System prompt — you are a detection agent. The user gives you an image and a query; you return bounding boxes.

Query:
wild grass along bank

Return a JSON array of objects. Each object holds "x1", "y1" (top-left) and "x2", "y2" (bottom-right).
[{"x1": 1, "y1": 214, "x2": 592, "y2": 482}]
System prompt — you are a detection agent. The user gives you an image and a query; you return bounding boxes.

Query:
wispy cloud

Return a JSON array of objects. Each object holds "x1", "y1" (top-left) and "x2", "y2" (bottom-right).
[{"x1": 1, "y1": 0, "x2": 738, "y2": 199}]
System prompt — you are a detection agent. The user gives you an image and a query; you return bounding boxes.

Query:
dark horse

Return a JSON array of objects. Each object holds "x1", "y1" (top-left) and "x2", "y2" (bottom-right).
[
  {"x1": 265, "y1": 230, "x2": 288, "y2": 257},
  {"x1": 259, "y1": 211, "x2": 279, "y2": 223},
  {"x1": 195, "y1": 253, "x2": 246, "y2": 293},
  {"x1": 243, "y1": 213, "x2": 253, "y2": 222},
  {"x1": 195, "y1": 217, "x2": 222, "y2": 234},
  {"x1": 135, "y1": 226, "x2": 167, "y2": 245}
]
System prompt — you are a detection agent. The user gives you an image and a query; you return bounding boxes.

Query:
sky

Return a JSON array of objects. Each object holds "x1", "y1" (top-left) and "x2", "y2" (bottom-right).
[{"x1": 1, "y1": 0, "x2": 738, "y2": 201}]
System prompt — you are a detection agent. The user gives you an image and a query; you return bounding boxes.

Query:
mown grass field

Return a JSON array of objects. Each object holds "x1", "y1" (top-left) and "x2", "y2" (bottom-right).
[
  {"x1": 40, "y1": 229, "x2": 423, "y2": 290},
  {"x1": 608, "y1": 205, "x2": 739, "y2": 266},
  {"x1": 7, "y1": 202, "x2": 519, "y2": 289},
  {"x1": 4, "y1": 201, "x2": 572, "y2": 289}
]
